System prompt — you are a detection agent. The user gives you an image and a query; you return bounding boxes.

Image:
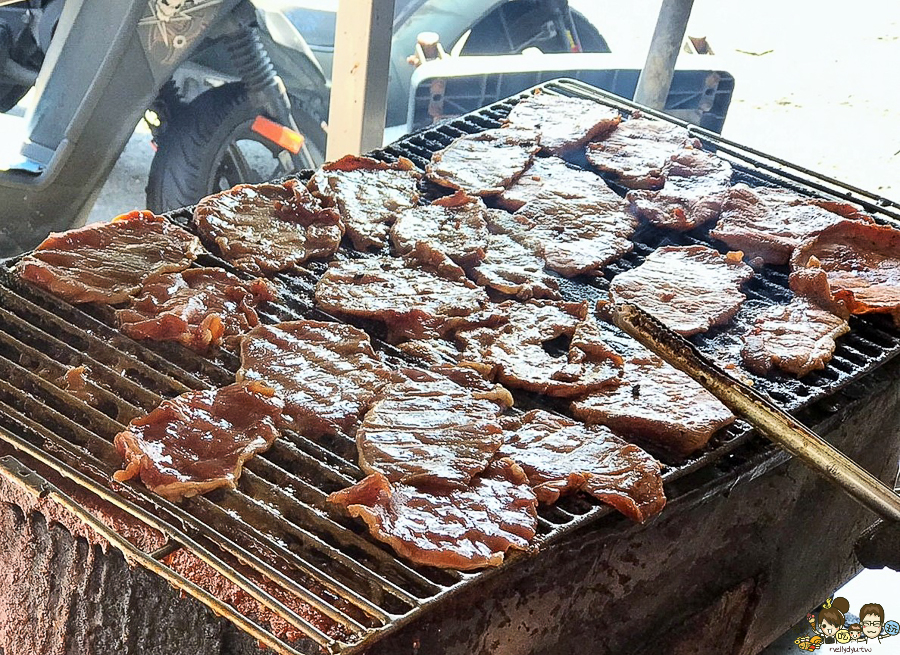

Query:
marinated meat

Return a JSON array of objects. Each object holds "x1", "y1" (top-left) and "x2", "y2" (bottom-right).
[
  {"x1": 610, "y1": 245, "x2": 754, "y2": 336},
  {"x1": 498, "y1": 410, "x2": 665, "y2": 522},
  {"x1": 116, "y1": 268, "x2": 275, "y2": 352},
  {"x1": 741, "y1": 298, "x2": 850, "y2": 377},
  {"x1": 455, "y1": 301, "x2": 622, "y2": 398},
  {"x1": 328, "y1": 458, "x2": 537, "y2": 570},
  {"x1": 487, "y1": 194, "x2": 637, "y2": 277},
  {"x1": 356, "y1": 368, "x2": 511, "y2": 487},
  {"x1": 314, "y1": 257, "x2": 499, "y2": 341},
  {"x1": 237, "y1": 321, "x2": 392, "y2": 436},
  {"x1": 16, "y1": 211, "x2": 201, "y2": 305},
  {"x1": 790, "y1": 221, "x2": 900, "y2": 324},
  {"x1": 710, "y1": 184, "x2": 873, "y2": 265},
  {"x1": 426, "y1": 127, "x2": 540, "y2": 196},
  {"x1": 504, "y1": 93, "x2": 620, "y2": 154},
  {"x1": 193, "y1": 179, "x2": 343, "y2": 275},
  {"x1": 586, "y1": 114, "x2": 698, "y2": 189},
  {"x1": 571, "y1": 321, "x2": 734, "y2": 458},
  {"x1": 496, "y1": 156, "x2": 620, "y2": 212},
  {"x1": 390, "y1": 191, "x2": 489, "y2": 268},
  {"x1": 309, "y1": 155, "x2": 421, "y2": 251},
  {"x1": 469, "y1": 231, "x2": 561, "y2": 300},
  {"x1": 113, "y1": 381, "x2": 283, "y2": 501},
  {"x1": 626, "y1": 147, "x2": 733, "y2": 230}
]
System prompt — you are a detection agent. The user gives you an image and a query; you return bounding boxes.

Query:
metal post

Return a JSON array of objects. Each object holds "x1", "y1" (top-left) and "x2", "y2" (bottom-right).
[
  {"x1": 326, "y1": 0, "x2": 395, "y2": 160},
  {"x1": 633, "y1": 0, "x2": 695, "y2": 110}
]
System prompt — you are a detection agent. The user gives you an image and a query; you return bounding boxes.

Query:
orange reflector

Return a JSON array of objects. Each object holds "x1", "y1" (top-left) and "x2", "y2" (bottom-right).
[{"x1": 251, "y1": 115, "x2": 305, "y2": 154}]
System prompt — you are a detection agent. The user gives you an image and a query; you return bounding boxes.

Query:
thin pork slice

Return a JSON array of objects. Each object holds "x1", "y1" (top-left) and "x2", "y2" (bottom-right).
[
  {"x1": 390, "y1": 191, "x2": 489, "y2": 268},
  {"x1": 626, "y1": 146, "x2": 733, "y2": 230},
  {"x1": 454, "y1": 300, "x2": 622, "y2": 398},
  {"x1": 499, "y1": 410, "x2": 665, "y2": 522},
  {"x1": 116, "y1": 268, "x2": 274, "y2": 352},
  {"x1": 426, "y1": 127, "x2": 540, "y2": 196},
  {"x1": 237, "y1": 321, "x2": 393, "y2": 436},
  {"x1": 710, "y1": 184, "x2": 874, "y2": 265},
  {"x1": 610, "y1": 245, "x2": 754, "y2": 336},
  {"x1": 487, "y1": 193, "x2": 637, "y2": 277},
  {"x1": 790, "y1": 221, "x2": 900, "y2": 325},
  {"x1": 308, "y1": 155, "x2": 421, "y2": 251},
  {"x1": 586, "y1": 114, "x2": 698, "y2": 189},
  {"x1": 113, "y1": 381, "x2": 283, "y2": 501},
  {"x1": 741, "y1": 298, "x2": 850, "y2": 377},
  {"x1": 356, "y1": 368, "x2": 511, "y2": 487},
  {"x1": 468, "y1": 231, "x2": 561, "y2": 300},
  {"x1": 193, "y1": 179, "x2": 343, "y2": 275},
  {"x1": 504, "y1": 93, "x2": 620, "y2": 154},
  {"x1": 16, "y1": 211, "x2": 201, "y2": 305},
  {"x1": 314, "y1": 257, "x2": 500, "y2": 341},
  {"x1": 328, "y1": 458, "x2": 537, "y2": 570},
  {"x1": 571, "y1": 320, "x2": 734, "y2": 458},
  {"x1": 496, "y1": 156, "x2": 621, "y2": 212}
]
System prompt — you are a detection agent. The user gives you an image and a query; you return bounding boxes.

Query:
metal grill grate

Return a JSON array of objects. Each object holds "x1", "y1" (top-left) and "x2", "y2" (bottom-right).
[{"x1": 2, "y1": 79, "x2": 900, "y2": 654}]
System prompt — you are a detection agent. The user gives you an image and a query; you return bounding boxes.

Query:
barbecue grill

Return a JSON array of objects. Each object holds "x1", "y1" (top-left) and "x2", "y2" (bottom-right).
[{"x1": 2, "y1": 79, "x2": 900, "y2": 655}]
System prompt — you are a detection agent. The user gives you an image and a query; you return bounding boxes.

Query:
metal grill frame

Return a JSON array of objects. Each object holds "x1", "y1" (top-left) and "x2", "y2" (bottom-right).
[{"x1": 2, "y1": 78, "x2": 900, "y2": 655}]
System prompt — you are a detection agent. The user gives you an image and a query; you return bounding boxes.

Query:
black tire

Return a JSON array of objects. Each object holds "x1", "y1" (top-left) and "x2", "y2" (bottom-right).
[{"x1": 146, "y1": 82, "x2": 325, "y2": 213}]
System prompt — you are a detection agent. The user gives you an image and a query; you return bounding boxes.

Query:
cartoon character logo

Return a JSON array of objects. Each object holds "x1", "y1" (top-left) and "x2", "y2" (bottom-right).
[
  {"x1": 816, "y1": 597, "x2": 850, "y2": 645},
  {"x1": 794, "y1": 597, "x2": 897, "y2": 650}
]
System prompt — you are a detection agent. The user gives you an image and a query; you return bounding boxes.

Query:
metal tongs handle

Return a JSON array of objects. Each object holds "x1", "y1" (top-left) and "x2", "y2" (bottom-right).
[{"x1": 613, "y1": 302, "x2": 900, "y2": 523}]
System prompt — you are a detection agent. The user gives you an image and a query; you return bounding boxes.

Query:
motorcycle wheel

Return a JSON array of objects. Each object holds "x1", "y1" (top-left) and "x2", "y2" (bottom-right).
[{"x1": 146, "y1": 82, "x2": 325, "y2": 213}]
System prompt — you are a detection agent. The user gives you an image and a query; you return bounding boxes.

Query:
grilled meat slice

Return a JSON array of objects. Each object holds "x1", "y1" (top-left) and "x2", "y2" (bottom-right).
[
  {"x1": 314, "y1": 257, "x2": 499, "y2": 341},
  {"x1": 571, "y1": 321, "x2": 734, "y2": 458},
  {"x1": 586, "y1": 114, "x2": 698, "y2": 189},
  {"x1": 504, "y1": 93, "x2": 620, "y2": 155},
  {"x1": 741, "y1": 298, "x2": 850, "y2": 377},
  {"x1": 356, "y1": 368, "x2": 511, "y2": 487},
  {"x1": 487, "y1": 194, "x2": 637, "y2": 277},
  {"x1": 468, "y1": 231, "x2": 561, "y2": 300},
  {"x1": 329, "y1": 458, "x2": 537, "y2": 571},
  {"x1": 498, "y1": 409, "x2": 665, "y2": 522},
  {"x1": 455, "y1": 301, "x2": 622, "y2": 398},
  {"x1": 113, "y1": 381, "x2": 283, "y2": 501},
  {"x1": 390, "y1": 191, "x2": 489, "y2": 268},
  {"x1": 496, "y1": 156, "x2": 621, "y2": 212},
  {"x1": 710, "y1": 184, "x2": 874, "y2": 265},
  {"x1": 790, "y1": 221, "x2": 900, "y2": 324},
  {"x1": 237, "y1": 321, "x2": 393, "y2": 436},
  {"x1": 626, "y1": 147, "x2": 733, "y2": 230},
  {"x1": 308, "y1": 155, "x2": 421, "y2": 251},
  {"x1": 16, "y1": 211, "x2": 201, "y2": 305},
  {"x1": 116, "y1": 268, "x2": 274, "y2": 352},
  {"x1": 193, "y1": 179, "x2": 343, "y2": 275},
  {"x1": 426, "y1": 127, "x2": 540, "y2": 196},
  {"x1": 610, "y1": 245, "x2": 754, "y2": 336}
]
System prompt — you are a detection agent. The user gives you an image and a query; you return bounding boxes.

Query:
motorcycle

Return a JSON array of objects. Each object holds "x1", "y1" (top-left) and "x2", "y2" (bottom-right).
[{"x1": 0, "y1": 0, "x2": 323, "y2": 257}]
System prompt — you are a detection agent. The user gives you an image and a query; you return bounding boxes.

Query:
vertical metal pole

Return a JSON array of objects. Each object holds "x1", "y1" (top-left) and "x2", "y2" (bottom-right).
[
  {"x1": 633, "y1": 0, "x2": 695, "y2": 110},
  {"x1": 326, "y1": 0, "x2": 395, "y2": 160}
]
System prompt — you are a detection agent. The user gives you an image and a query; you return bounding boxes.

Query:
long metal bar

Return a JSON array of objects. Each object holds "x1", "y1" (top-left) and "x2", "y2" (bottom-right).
[
  {"x1": 0, "y1": 455, "x2": 309, "y2": 655},
  {"x1": 633, "y1": 0, "x2": 695, "y2": 109},
  {"x1": 612, "y1": 302, "x2": 900, "y2": 523}
]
